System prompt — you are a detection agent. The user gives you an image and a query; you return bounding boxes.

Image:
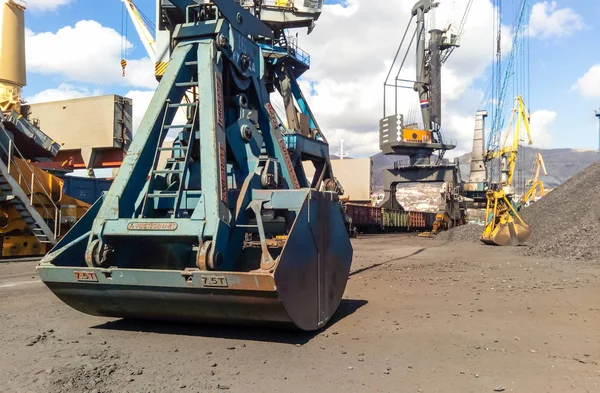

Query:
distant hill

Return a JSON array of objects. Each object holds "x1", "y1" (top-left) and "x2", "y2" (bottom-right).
[{"x1": 370, "y1": 147, "x2": 599, "y2": 190}]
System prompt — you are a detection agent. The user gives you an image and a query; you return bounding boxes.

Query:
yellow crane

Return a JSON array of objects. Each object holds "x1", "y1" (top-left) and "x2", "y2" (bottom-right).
[
  {"x1": 481, "y1": 96, "x2": 532, "y2": 246},
  {"x1": 120, "y1": 0, "x2": 156, "y2": 77},
  {"x1": 485, "y1": 95, "x2": 534, "y2": 192},
  {"x1": 521, "y1": 152, "x2": 547, "y2": 206}
]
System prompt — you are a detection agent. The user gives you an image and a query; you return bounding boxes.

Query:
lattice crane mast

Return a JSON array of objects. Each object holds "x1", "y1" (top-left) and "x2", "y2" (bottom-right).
[{"x1": 485, "y1": 0, "x2": 532, "y2": 184}]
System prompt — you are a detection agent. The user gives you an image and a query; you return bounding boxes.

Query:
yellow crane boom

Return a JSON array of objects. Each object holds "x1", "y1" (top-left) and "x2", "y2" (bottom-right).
[
  {"x1": 120, "y1": 0, "x2": 156, "y2": 77},
  {"x1": 485, "y1": 95, "x2": 533, "y2": 192},
  {"x1": 121, "y1": 0, "x2": 155, "y2": 60},
  {"x1": 521, "y1": 152, "x2": 547, "y2": 205},
  {"x1": 481, "y1": 95, "x2": 533, "y2": 246}
]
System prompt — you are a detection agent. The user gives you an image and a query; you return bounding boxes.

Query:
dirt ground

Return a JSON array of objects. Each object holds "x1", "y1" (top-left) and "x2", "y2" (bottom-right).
[{"x1": 1, "y1": 235, "x2": 599, "y2": 393}]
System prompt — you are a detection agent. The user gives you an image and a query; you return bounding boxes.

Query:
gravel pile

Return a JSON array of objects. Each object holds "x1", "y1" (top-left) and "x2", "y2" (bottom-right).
[
  {"x1": 518, "y1": 161, "x2": 600, "y2": 261},
  {"x1": 436, "y1": 223, "x2": 484, "y2": 243}
]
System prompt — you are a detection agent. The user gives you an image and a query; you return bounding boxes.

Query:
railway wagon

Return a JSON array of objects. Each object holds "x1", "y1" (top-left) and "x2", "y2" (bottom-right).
[
  {"x1": 344, "y1": 203, "x2": 382, "y2": 233},
  {"x1": 344, "y1": 203, "x2": 436, "y2": 234},
  {"x1": 382, "y1": 208, "x2": 409, "y2": 230},
  {"x1": 408, "y1": 211, "x2": 436, "y2": 229}
]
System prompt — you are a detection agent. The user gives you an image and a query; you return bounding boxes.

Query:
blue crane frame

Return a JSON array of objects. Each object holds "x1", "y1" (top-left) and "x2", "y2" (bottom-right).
[{"x1": 36, "y1": 0, "x2": 352, "y2": 331}]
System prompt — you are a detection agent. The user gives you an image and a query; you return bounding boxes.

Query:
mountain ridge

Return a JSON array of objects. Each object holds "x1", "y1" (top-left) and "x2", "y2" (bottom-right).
[{"x1": 368, "y1": 146, "x2": 599, "y2": 190}]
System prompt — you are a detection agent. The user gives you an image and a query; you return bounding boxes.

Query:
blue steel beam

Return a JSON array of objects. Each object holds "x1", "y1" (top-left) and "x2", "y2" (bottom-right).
[
  {"x1": 212, "y1": 0, "x2": 273, "y2": 38},
  {"x1": 170, "y1": 0, "x2": 273, "y2": 39},
  {"x1": 88, "y1": 7, "x2": 304, "y2": 263}
]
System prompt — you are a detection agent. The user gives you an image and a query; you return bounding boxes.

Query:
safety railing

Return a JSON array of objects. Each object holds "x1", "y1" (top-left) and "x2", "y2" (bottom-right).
[
  {"x1": 393, "y1": 158, "x2": 411, "y2": 168},
  {"x1": 393, "y1": 157, "x2": 452, "y2": 169},
  {"x1": 441, "y1": 138, "x2": 458, "y2": 146},
  {"x1": 241, "y1": 0, "x2": 323, "y2": 10},
  {"x1": 0, "y1": 126, "x2": 61, "y2": 240},
  {"x1": 286, "y1": 36, "x2": 311, "y2": 67},
  {"x1": 282, "y1": 134, "x2": 297, "y2": 150},
  {"x1": 240, "y1": 0, "x2": 293, "y2": 8},
  {"x1": 264, "y1": 41, "x2": 311, "y2": 67}
]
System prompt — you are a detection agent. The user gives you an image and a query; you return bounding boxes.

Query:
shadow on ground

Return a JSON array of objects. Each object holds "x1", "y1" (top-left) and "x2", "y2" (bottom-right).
[
  {"x1": 349, "y1": 248, "x2": 427, "y2": 276},
  {"x1": 349, "y1": 238, "x2": 457, "y2": 276},
  {"x1": 91, "y1": 299, "x2": 368, "y2": 345}
]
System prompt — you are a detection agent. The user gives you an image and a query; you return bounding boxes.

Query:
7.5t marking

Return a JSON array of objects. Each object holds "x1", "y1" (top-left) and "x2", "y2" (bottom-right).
[
  {"x1": 200, "y1": 275, "x2": 228, "y2": 288},
  {"x1": 74, "y1": 271, "x2": 98, "y2": 282}
]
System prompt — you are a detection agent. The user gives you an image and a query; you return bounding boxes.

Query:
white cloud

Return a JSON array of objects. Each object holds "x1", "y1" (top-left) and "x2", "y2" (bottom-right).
[
  {"x1": 25, "y1": 83, "x2": 102, "y2": 104},
  {"x1": 326, "y1": 129, "x2": 381, "y2": 158},
  {"x1": 25, "y1": 20, "x2": 157, "y2": 89},
  {"x1": 294, "y1": 0, "x2": 512, "y2": 157},
  {"x1": 573, "y1": 64, "x2": 600, "y2": 99},
  {"x1": 529, "y1": 1, "x2": 585, "y2": 39},
  {"x1": 528, "y1": 109, "x2": 556, "y2": 148},
  {"x1": 26, "y1": 0, "x2": 74, "y2": 12},
  {"x1": 124, "y1": 90, "x2": 154, "y2": 134}
]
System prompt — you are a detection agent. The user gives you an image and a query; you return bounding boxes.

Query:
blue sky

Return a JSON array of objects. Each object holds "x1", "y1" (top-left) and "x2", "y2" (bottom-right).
[
  {"x1": 24, "y1": 0, "x2": 154, "y2": 97},
  {"x1": 20, "y1": 0, "x2": 600, "y2": 155},
  {"x1": 495, "y1": 0, "x2": 600, "y2": 150}
]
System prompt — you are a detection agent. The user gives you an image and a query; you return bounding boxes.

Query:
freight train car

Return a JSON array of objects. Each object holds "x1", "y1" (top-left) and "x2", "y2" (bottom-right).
[
  {"x1": 344, "y1": 203, "x2": 436, "y2": 234},
  {"x1": 60, "y1": 176, "x2": 113, "y2": 205},
  {"x1": 344, "y1": 203, "x2": 381, "y2": 233}
]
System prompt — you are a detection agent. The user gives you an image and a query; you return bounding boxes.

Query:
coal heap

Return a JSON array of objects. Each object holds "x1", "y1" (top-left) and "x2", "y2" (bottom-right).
[
  {"x1": 436, "y1": 223, "x2": 483, "y2": 243},
  {"x1": 436, "y1": 161, "x2": 600, "y2": 261},
  {"x1": 518, "y1": 161, "x2": 600, "y2": 261}
]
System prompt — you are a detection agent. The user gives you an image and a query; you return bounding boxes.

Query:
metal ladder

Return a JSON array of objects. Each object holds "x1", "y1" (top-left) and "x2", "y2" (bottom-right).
[{"x1": 140, "y1": 96, "x2": 199, "y2": 219}]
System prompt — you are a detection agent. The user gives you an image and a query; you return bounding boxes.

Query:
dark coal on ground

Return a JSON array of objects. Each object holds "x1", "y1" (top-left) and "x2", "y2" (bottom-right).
[
  {"x1": 518, "y1": 161, "x2": 600, "y2": 261},
  {"x1": 436, "y1": 223, "x2": 483, "y2": 243},
  {"x1": 435, "y1": 161, "x2": 600, "y2": 262}
]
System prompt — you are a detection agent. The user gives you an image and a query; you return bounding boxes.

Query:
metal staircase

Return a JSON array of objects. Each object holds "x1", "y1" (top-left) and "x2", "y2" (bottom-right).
[{"x1": 0, "y1": 122, "x2": 59, "y2": 245}]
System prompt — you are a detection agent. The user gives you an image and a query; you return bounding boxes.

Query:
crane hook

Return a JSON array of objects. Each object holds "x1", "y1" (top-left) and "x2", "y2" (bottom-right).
[{"x1": 121, "y1": 59, "x2": 127, "y2": 77}]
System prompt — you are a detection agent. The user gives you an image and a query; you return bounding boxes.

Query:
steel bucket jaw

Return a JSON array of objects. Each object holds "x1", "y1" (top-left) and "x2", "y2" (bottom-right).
[
  {"x1": 36, "y1": 191, "x2": 353, "y2": 331},
  {"x1": 273, "y1": 190, "x2": 353, "y2": 330},
  {"x1": 481, "y1": 218, "x2": 531, "y2": 246}
]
